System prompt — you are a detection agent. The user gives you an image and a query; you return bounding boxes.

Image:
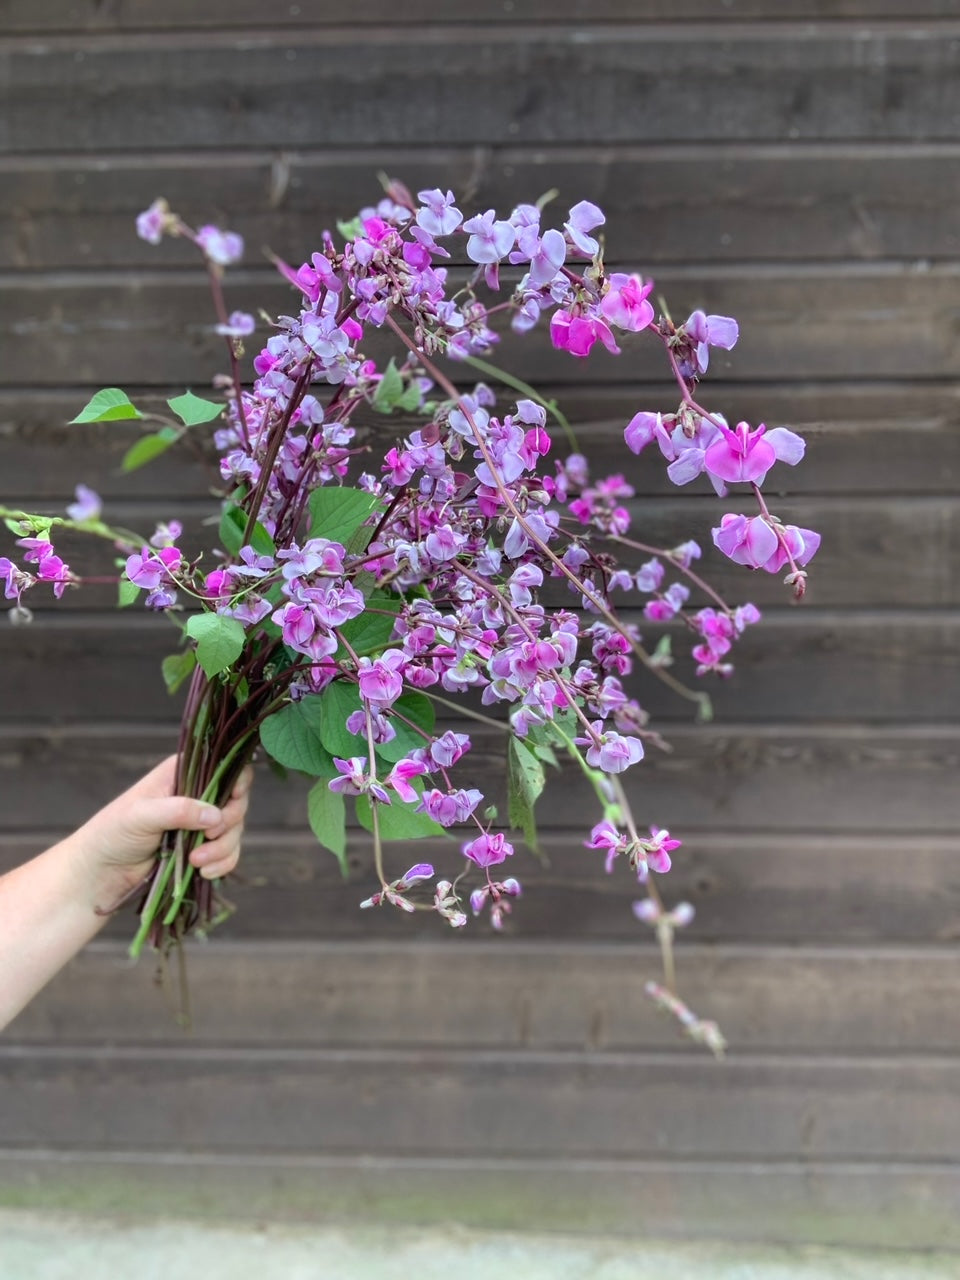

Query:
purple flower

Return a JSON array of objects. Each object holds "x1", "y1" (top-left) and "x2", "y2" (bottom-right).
[
  {"x1": 564, "y1": 200, "x2": 605, "y2": 256},
  {"x1": 357, "y1": 649, "x2": 406, "y2": 709},
  {"x1": 462, "y1": 831, "x2": 514, "y2": 868},
  {"x1": 578, "y1": 723, "x2": 645, "y2": 773},
  {"x1": 763, "y1": 524, "x2": 821, "y2": 574},
  {"x1": 703, "y1": 421, "x2": 804, "y2": 487},
  {"x1": 66, "y1": 484, "x2": 102, "y2": 523},
  {"x1": 711, "y1": 514, "x2": 779, "y2": 570},
  {"x1": 430, "y1": 731, "x2": 471, "y2": 768},
  {"x1": 125, "y1": 545, "x2": 181, "y2": 592},
  {"x1": 215, "y1": 310, "x2": 256, "y2": 337},
  {"x1": 416, "y1": 188, "x2": 462, "y2": 238},
  {"x1": 396, "y1": 862, "x2": 435, "y2": 889},
  {"x1": 643, "y1": 827, "x2": 681, "y2": 874},
  {"x1": 683, "y1": 309, "x2": 739, "y2": 374},
  {"x1": 196, "y1": 224, "x2": 244, "y2": 266},
  {"x1": 136, "y1": 198, "x2": 170, "y2": 245},
  {"x1": 600, "y1": 274, "x2": 655, "y2": 332},
  {"x1": 385, "y1": 757, "x2": 429, "y2": 803}
]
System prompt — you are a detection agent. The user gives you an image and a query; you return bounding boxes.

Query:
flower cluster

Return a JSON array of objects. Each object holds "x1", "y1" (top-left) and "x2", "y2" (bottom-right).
[{"x1": 1, "y1": 182, "x2": 821, "y2": 1044}]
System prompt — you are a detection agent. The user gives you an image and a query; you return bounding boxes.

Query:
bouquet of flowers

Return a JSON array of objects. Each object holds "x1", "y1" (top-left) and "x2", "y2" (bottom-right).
[{"x1": 0, "y1": 179, "x2": 818, "y2": 1051}]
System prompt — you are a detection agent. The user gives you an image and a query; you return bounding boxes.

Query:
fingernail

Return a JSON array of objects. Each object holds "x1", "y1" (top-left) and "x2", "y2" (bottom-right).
[{"x1": 200, "y1": 805, "x2": 221, "y2": 826}]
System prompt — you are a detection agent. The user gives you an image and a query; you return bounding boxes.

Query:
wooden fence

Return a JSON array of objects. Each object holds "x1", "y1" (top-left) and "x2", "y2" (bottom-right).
[{"x1": 1, "y1": 1, "x2": 958, "y2": 1246}]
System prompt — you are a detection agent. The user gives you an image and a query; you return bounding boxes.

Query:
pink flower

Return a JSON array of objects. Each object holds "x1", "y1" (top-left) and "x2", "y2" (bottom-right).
[
  {"x1": 196, "y1": 224, "x2": 244, "y2": 266},
  {"x1": 600, "y1": 273, "x2": 655, "y2": 332},
  {"x1": 66, "y1": 484, "x2": 102, "y2": 522},
  {"x1": 564, "y1": 200, "x2": 605, "y2": 256},
  {"x1": 711, "y1": 514, "x2": 780, "y2": 569},
  {"x1": 357, "y1": 649, "x2": 406, "y2": 708},
  {"x1": 462, "y1": 831, "x2": 515, "y2": 868},
  {"x1": 703, "y1": 421, "x2": 805, "y2": 487},
  {"x1": 550, "y1": 309, "x2": 619, "y2": 359},
  {"x1": 762, "y1": 524, "x2": 821, "y2": 574},
  {"x1": 136, "y1": 198, "x2": 170, "y2": 245},
  {"x1": 385, "y1": 757, "x2": 429, "y2": 803}
]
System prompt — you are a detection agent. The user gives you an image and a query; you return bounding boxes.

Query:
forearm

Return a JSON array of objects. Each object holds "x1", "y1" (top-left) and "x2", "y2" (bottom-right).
[{"x1": 0, "y1": 833, "x2": 132, "y2": 1032}]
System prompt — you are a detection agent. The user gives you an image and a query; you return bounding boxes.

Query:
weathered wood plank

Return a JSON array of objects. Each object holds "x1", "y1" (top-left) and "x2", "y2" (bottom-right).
[
  {"x1": 1, "y1": 1044, "x2": 957, "y2": 1159},
  {"x1": 1, "y1": 1150, "x2": 958, "y2": 1249},
  {"x1": 19, "y1": 493, "x2": 960, "y2": 611},
  {"x1": 2, "y1": 386, "x2": 956, "y2": 500},
  {"x1": 1, "y1": 724, "x2": 957, "y2": 835},
  {"x1": 1, "y1": 610, "x2": 955, "y2": 723},
  {"x1": 6, "y1": 2, "x2": 960, "y2": 32},
  {"x1": 5, "y1": 144, "x2": 960, "y2": 268},
  {"x1": 4, "y1": 266, "x2": 960, "y2": 386},
  {"x1": 12, "y1": 942, "x2": 960, "y2": 1053},
  {"x1": 4, "y1": 27, "x2": 960, "y2": 155},
  {"x1": 3, "y1": 828, "x2": 956, "y2": 945}
]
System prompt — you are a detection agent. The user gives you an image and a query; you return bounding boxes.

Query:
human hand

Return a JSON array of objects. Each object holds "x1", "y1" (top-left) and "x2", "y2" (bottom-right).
[{"x1": 71, "y1": 755, "x2": 254, "y2": 908}]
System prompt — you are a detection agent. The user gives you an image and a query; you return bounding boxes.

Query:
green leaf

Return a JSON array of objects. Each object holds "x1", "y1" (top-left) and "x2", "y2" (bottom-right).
[
  {"x1": 308, "y1": 779, "x2": 348, "y2": 875},
  {"x1": 508, "y1": 737, "x2": 546, "y2": 854},
  {"x1": 356, "y1": 786, "x2": 444, "y2": 841},
  {"x1": 396, "y1": 384, "x2": 422, "y2": 413},
  {"x1": 317, "y1": 681, "x2": 365, "y2": 758},
  {"x1": 185, "y1": 612, "x2": 246, "y2": 677},
  {"x1": 372, "y1": 359, "x2": 404, "y2": 414},
  {"x1": 70, "y1": 388, "x2": 142, "y2": 424},
  {"x1": 335, "y1": 594, "x2": 401, "y2": 657},
  {"x1": 161, "y1": 648, "x2": 196, "y2": 694},
  {"x1": 121, "y1": 427, "x2": 179, "y2": 472},
  {"x1": 337, "y1": 216, "x2": 363, "y2": 241},
  {"x1": 118, "y1": 578, "x2": 141, "y2": 608},
  {"x1": 167, "y1": 391, "x2": 224, "y2": 428},
  {"x1": 375, "y1": 692, "x2": 435, "y2": 764},
  {"x1": 306, "y1": 488, "x2": 379, "y2": 549},
  {"x1": 219, "y1": 504, "x2": 276, "y2": 557},
  {"x1": 259, "y1": 698, "x2": 331, "y2": 775}
]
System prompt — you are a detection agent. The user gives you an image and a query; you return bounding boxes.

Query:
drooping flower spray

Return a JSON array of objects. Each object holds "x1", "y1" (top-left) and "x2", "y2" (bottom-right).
[{"x1": 0, "y1": 179, "x2": 818, "y2": 1051}]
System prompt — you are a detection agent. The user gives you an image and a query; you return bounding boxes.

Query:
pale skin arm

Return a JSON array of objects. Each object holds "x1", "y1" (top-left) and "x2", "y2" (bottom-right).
[{"x1": 0, "y1": 756, "x2": 253, "y2": 1032}]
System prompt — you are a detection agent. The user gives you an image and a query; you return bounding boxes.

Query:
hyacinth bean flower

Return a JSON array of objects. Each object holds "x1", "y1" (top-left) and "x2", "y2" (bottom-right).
[
  {"x1": 66, "y1": 484, "x2": 102, "y2": 523},
  {"x1": 462, "y1": 831, "x2": 515, "y2": 868},
  {"x1": 713, "y1": 514, "x2": 821, "y2": 574},
  {"x1": 702, "y1": 420, "x2": 805, "y2": 487},
  {"x1": 682, "y1": 309, "x2": 739, "y2": 375}
]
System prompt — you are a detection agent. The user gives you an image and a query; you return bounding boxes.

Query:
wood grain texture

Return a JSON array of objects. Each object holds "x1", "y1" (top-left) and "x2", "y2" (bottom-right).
[
  {"x1": 2, "y1": 385, "x2": 953, "y2": 500},
  {"x1": 5, "y1": 144, "x2": 960, "y2": 269},
  {"x1": 4, "y1": 26, "x2": 960, "y2": 155},
  {"x1": 1, "y1": 724, "x2": 957, "y2": 836},
  {"x1": 4, "y1": 265, "x2": 960, "y2": 386},
  {"x1": 1, "y1": 609, "x2": 956, "y2": 723},
  {"x1": 6, "y1": 2, "x2": 960, "y2": 32},
  {"x1": 2, "y1": 1043, "x2": 958, "y2": 1160},
  {"x1": 21, "y1": 492, "x2": 960, "y2": 611},
  {"x1": 0, "y1": 1149, "x2": 957, "y2": 1248},
  {"x1": 2, "y1": 829, "x2": 956, "y2": 945},
  {"x1": 11, "y1": 941, "x2": 960, "y2": 1053}
]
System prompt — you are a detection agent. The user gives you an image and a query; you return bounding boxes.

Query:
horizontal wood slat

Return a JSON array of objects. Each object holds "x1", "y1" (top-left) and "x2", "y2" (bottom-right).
[
  {"x1": 4, "y1": 27, "x2": 960, "y2": 153},
  {"x1": 24, "y1": 492, "x2": 960, "y2": 611},
  {"x1": 4, "y1": 267, "x2": 960, "y2": 386},
  {"x1": 1, "y1": 611, "x2": 956, "y2": 723},
  {"x1": 3, "y1": 829, "x2": 956, "y2": 945},
  {"x1": 6, "y1": 3, "x2": 960, "y2": 33},
  {"x1": 3, "y1": 386, "x2": 955, "y2": 499},
  {"x1": 2, "y1": 1044, "x2": 958, "y2": 1160},
  {"x1": 0, "y1": 1150, "x2": 957, "y2": 1248},
  {"x1": 12, "y1": 942, "x2": 960, "y2": 1053},
  {"x1": 5, "y1": 145, "x2": 960, "y2": 269},
  {"x1": 1, "y1": 724, "x2": 957, "y2": 835}
]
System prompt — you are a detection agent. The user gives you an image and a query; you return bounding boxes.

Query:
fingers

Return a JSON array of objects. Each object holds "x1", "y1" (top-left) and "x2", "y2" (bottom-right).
[
  {"x1": 188, "y1": 768, "x2": 253, "y2": 880},
  {"x1": 189, "y1": 823, "x2": 243, "y2": 880}
]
